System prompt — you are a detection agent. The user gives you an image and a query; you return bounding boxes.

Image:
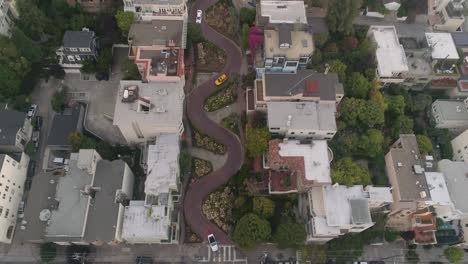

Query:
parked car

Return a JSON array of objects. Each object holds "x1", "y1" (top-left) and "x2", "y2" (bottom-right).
[
  {"x1": 215, "y1": 73, "x2": 228, "y2": 86},
  {"x1": 27, "y1": 104, "x2": 38, "y2": 119},
  {"x1": 25, "y1": 178, "x2": 32, "y2": 191},
  {"x1": 135, "y1": 256, "x2": 153, "y2": 264},
  {"x1": 196, "y1": 9, "x2": 203, "y2": 24},
  {"x1": 34, "y1": 116, "x2": 43, "y2": 131},
  {"x1": 27, "y1": 160, "x2": 36, "y2": 178},
  {"x1": 18, "y1": 201, "x2": 25, "y2": 214},
  {"x1": 207, "y1": 234, "x2": 219, "y2": 252}
]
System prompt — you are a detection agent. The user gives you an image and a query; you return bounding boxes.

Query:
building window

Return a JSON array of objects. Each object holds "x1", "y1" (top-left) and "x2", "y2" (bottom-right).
[
  {"x1": 18, "y1": 186, "x2": 21, "y2": 189},
  {"x1": 75, "y1": 55, "x2": 81, "y2": 61},
  {"x1": 67, "y1": 55, "x2": 75, "y2": 62},
  {"x1": 290, "y1": 132, "x2": 295, "y2": 135},
  {"x1": 271, "y1": 127, "x2": 280, "y2": 130},
  {"x1": 326, "y1": 132, "x2": 335, "y2": 135},
  {"x1": 79, "y1": 48, "x2": 91, "y2": 52},
  {"x1": 0, "y1": 206, "x2": 3, "y2": 216},
  {"x1": 5, "y1": 186, "x2": 9, "y2": 192},
  {"x1": 5, "y1": 209, "x2": 9, "y2": 218},
  {"x1": 8, "y1": 197, "x2": 11, "y2": 202}
]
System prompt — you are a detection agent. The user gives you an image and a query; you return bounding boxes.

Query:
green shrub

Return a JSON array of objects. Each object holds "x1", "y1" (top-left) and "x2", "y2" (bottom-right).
[{"x1": 40, "y1": 243, "x2": 57, "y2": 263}]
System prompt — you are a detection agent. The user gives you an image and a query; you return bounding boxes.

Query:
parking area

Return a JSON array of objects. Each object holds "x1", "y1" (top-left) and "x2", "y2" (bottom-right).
[{"x1": 63, "y1": 46, "x2": 129, "y2": 145}]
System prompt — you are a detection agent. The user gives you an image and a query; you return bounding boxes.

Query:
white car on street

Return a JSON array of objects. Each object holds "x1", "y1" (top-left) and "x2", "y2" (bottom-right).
[
  {"x1": 207, "y1": 234, "x2": 218, "y2": 252},
  {"x1": 27, "y1": 104, "x2": 38, "y2": 119},
  {"x1": 196, "y1": 9, "x2": 203, "y2": 24}
]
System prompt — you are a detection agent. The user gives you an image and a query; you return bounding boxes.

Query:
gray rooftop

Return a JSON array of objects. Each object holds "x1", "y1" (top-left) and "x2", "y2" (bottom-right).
[
  {"x1": 386, "y1": 134, "x2": 431, "y2": 201},
  {"x1": 350, "y1": 199, "x2": 372, "y2": 225},
  {"x1": 451, "y1": 32, "x2": 468, "y2": 47},
  {"x1": 47, "y1": 105, "x2": 83, "y2": 147},
  {"x1": 129, "y1": 20, "x2": 184, "y2": 47},
  {"x1": 267, "y1": 101, "x2": 336, "y2": 131},
  {"x1": 83, "y1": 160, "x2": 127, "y2": 242},
  {"x1": 0, "y1": 110, "x2": 26, "y2": 145},
  {"x1": 432, "y1": 100, "x2": 468, "y2": 122},
  {"x1": 63, "y1": 30, "x2": 95, "y2": 48},
  {"x1": 263, "y1": 70, "x2": 343, "y2": 100},
  {"x1": 307, "y1": 17, "x2": 328, "y2": 33},
  {"x1": 278, "y1": 24, "x2": 292, "y2": 45},
  {"x1": 438, "y1": 159, "x2": 468, "y2": 214}
]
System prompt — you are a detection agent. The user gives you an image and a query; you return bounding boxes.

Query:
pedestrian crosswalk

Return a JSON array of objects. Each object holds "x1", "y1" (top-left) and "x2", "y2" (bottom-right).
[{"x1": 197, "y1": 245, "x2": 247, "y2": 263}]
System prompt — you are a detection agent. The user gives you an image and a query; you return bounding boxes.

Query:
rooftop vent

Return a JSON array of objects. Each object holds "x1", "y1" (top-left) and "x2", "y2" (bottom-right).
[
  {"x1": 122, "y1": 85, "x2": 139, "y2": 103},
  {"x1": 397, "y1": 162, "x2": 403, "y2": 167},
  {"x1": 420, "y1": 191, "x2": 427, "y2": 199},
  {"x1": 276, "y1": 4, "x2": 287, "y2": 8},
  {"x1": 413, "y1": 165, "x2": 424, "y2": 174}
]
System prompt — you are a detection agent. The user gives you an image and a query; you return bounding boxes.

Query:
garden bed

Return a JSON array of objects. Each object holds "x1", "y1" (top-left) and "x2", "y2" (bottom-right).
[
  {"x1": 193, "y1": 158, "x2": 213, "y2": 177},
  {"x1": 193, "y1": 130, "x2": 227, "y2": 154},
  {"x1": 221, "y1": 113, "x2": 240, "y2": 136},
  {"x1": 202, "y1": 186, "x2": 235, "y2": 233},
  {"x1": 205, "y1": 0, "x2": 239, "y2": 43},
  {"x1": 204, "y1": 81, "x2": 237, "y2": 112},
  {"x1": 197, "y1": 41, "x2": 226, "y2": 72}
]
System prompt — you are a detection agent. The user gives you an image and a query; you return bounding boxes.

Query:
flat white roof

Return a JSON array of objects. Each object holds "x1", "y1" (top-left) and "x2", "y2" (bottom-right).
[
  {"x1": 365, "y1": 186, "x2": 393, "y2": 203},
  {"x1": 260, "y1": 0, "x2": 307, "y2": 24},
  {"x1": 369, "y1": 26, "x2": 409, "y2": 77},
  {"x1": 438, "y1": 159, "x2": 468, "y2": 214},
  {"x1": 278, "y1": 140, "x2": 331, "y2": 183},
  {"x1": 424, "y1": 172, "x2": 452, "y2": 206},
  {"x1": 426, "y1": 33, "x2": 459, "y2": 60},
  {"x1": 145, "y1": 134, "x2": 179, "y2": 196},
  {"x1": 121, "y1": 201, "x2": 170, "y2": 241},
  {"x1": 312, "y1": 217, "x2": 340, "y2": 236}
]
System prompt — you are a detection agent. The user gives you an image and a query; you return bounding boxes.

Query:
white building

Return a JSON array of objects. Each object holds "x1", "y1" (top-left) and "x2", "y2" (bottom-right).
[
  {"x1": 306, "y1": 185, "x2": 392, "y2": 243},
  {"x1": 257, "y1": 0, "x2": 307, "y2": 25},
  {"x1": 0, "y1": 0, "x2": 13, "y2": 36},
  {"x1": 0, "y1": 153, "x2": 29, "y2": 244},
  {"x1": 267, "y1": 101, "x2": 337, "y2": 140},
  {"x1": 428, "y1": 0, "x2": 465, "y2": 32},
  {"x1": 123, "y1": 0, "x2": 187, "y2": 21},
  {"x1": 431, "y1": 99, "x2": 468, "y2": 134},
  {"x1": 451, "y1": 129, "x2": 468, "y2": 161},
  {"x1": 121, "y1": 134, "x2": 180, "y2": 244},
  {"x1": 367, "y1": 25, "x2": 409, "y2": 83},
  {"x1": 113, "y1": 81, "x2": 184, "y2": 145}
]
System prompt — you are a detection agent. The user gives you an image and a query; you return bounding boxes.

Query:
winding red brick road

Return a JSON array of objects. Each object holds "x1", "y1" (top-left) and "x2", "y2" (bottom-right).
[{"x1": 184, "y1": 0, "x2": 244, "y2": 244}]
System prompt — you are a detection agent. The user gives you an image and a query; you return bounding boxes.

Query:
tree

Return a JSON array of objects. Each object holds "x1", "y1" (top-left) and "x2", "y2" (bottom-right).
[
  {"x1": 66, "y1": 245, "x2": 90, "y2": 264},
  {"x1": 331, "y1": 158, "x2": 371, "y2": 185},
  {"x1": 274, "y1": 222, "x2": 306, "y2": 249},
  {"x1": 68, "y1": 13, "x2": 95, "y2": 31},
  {"x1": 405, "y1": 250, "x2": 420, "y2": 264},
  {"x1": 115, "y1": 10, "x2": 134, "y2": 35},
  {"x1": 51, "y1": 88, "x2": 68, "y2": 112},
  {"x1": 391, "y1": 115, "x2": 414, "y2": 139},
  {"x1": 16, "y1": 0, "x2": 49, "y2": 40},
  {"x1": 0, "y1": 37, "x2": 30, "y2": 98},
  {"x1": 314, "y1": 33, "x2": 329, "y2": 48},
  {"x1": 252, "y1": 197, "x2": 275, "y2": 219},
  {"x1": 239, "y1": 7, "x2": 256, "y2": 25},
  {"x1": 416, "y1": 135, "x2": 433, "y2": 154},
  {"x1": 241, "y1": 24, "x2": 249, "y2": 50},
  {"x1": 233, "y1": 213, "x2": 271, "y2": 248},
  {"x1": 326, "y1": 59, "x2": 347, "y2": 82},
  {"x1": 444, "y1": 246, "x2": 464, "y2": 263},
  {"x1": 341, "y1": 35, "x2": 359, "y2": 51},
  {"x1": 346, "y1": 72, "x2": 371, "y2": 99},
  {"x1": 327, "y1": 0, "x2": 362, "y2": 34},
  {"x1": 368, "y1": 81, "x2": 388, "y2": 112},
  {"x1": 40, "y1": 243, "x2": 57, "y2": 263},
  {"x1": 96, "y1": 48, "x2": 113, "y2": 73},
  {"x1": 68, "y1": 132, "x2": 97, "y2": 152},
  {"x1": 121, "y1": 59, "x2": 141, "y2": 80},
  {"x1": 81, "y1": 58, "x2": 97, "y2": 73},
  {"x1": 411, "y1": 93, "x2": 432, "y2": 112},
  {"x1": 361, "y1": 100, "x2": 385, "y2": 127},
  {"x1": 339, "y1": 97, "x2": 366, "y2": 127},
  {"x1": 386, "y1": 95, "x2": 406, "y2": 116},
  {"x1": 358, "y1": 129, "x2": 384, "y2": 158},
  {"x1": 11, "y1": 28, "x2": 42, "y2": 63},
  {"x1": 187, "y1": 22, "x2": 204, "y2": 44},
  {"x1": 246, "y1": 127, "x2": 270, "y2": 158}
]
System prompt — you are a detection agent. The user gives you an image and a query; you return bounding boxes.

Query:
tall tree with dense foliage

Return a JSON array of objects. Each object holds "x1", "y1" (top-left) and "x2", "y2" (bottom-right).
[
  {"x1": 386, "y1": 95, "x2": 406, "y2": 116},
  {"x1": 411, "y1": 93, "x2": 432, "y2": 112},
  {"x1": 0, "y1": 37, "x2": 30, "y2": 98},
  {"x1": 115, "y1": 11, "x2": 135, "y2": 35},
  {"x1": 368, "y1": 81, "x2": 388, "y2": 112},
  {"x1": 187, "y1": 22, "x2": 204, "y2": 45},
  {"x1": 252, "y1": 197, "x2": 275, "y2": 219},
  {"x1": 444, "y1": 246, "x2": 464, "y2": 264},
  {"x1": 331, "y1": 158, "x2": 371, "y2": 185},
  {"x1": 11, "y1": 28, "x2": 43, "y2": 64},
  {"x1": 327, "y1": 0, "x2": 362, "y2": 34},
  {"x1": 16, "y1": 0, "x2": 49, "y2": 40},
  {"x1": 246, "y1": 127, "x2": 270, "y2": 158},
  {"x1": 346, "y1": 72, "x2": 371, "y2": 99},
  {"x1": 274, "y1": 222, "x2": 307, "y2": 249},
  {"x1": 361, "y1": 100, "x2": 385, "y2": 127},
  {"x1": 326, "y1": 59, "x2": 347, "y2": 82},
  {"x1": 358, "y1": 129, "x2": 384, "y2": 158},
  {"x1": 233, "y1": 213, "x2": 271, "y2": 248},
  {"x1": 391, "y1": 115, "x2": 414, "y2": 139},
  {"x1": 40, "y1": 243, "x2": 57, "y2": 263},
  {"x1": 239, "y1": 7, "x2": 256, "y2": 25},
  {"x1": 416, "y1": 135, "x2": 433, "y2": 154}
]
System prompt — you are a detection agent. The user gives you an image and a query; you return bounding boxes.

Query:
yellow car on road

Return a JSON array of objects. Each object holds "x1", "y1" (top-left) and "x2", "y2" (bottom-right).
[{"x1": 215, "y1": 73, "x2": 228, "y2": 86}]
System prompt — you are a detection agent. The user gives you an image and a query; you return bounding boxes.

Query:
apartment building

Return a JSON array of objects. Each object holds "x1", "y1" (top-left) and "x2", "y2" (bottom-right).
[
  {"x1": 0, "y1": 110, "x2": 33, "y2": 153},
  {"x1": 122, "y1": 134, "x2": 180, "y2": 244},
  {"x1": 55, "y1": 29, "x2": 98, "y2": 73},
  {"x1": 267, "y1": 101, "x2": 336, "y2": 140},
  {"x1": 0, "y1": 153, "x2": 29, "y2": 244},
  {"x1": 123, "y1": 0, "x2": 187, "y2": 22},
  {"x1": 428, "y1": 0, "x2": 465, "y2": 32},
  {"x1": 450, "y1": 129, "x2": 468, "y2": 161},
  {"x1": 431, "y1": 98, "x2": 468, "y2": 134},
  {"x1": 368, "y1": 25, "x2": 409, "y2": 83},
  {"x1": 0, "y1": 0, "x2": 13, "y2": 36},
  {"x1": 113, "y1": 81, "x2": 184, "y2": 145}
]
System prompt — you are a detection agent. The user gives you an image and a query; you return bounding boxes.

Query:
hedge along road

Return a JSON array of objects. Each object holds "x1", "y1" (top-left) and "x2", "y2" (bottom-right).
[{"x1": 184, "y1": 0, "x2": 244, "y2": 244}]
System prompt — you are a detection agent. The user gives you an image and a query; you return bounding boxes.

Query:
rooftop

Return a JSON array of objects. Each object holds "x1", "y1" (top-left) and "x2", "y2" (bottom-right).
[
  {"x1": 122, "y1": 201, "x2": 171, "y2": 241},
  {"x1": 267, "y1": 101, "x2": 336, "y2": 132},
  {"x1": 47, "y1": 105, "x2": 83, "y2": 147},
  {"x1": 432, "y1": 99, "x2": 468, "y2": 121},
  {"x1": 129, "y1": 20, "x2": 184, "y2": 47},
  {"x1": 386, "y1": 134, "x2": 431, "y2": 201},
  {"x1": 0, "y1": 109, "x2": 26, "y2": 146},
  {"x1": 365, "y1": 186, "x2": 394, "y2": 203},
  {"x1": 63, "y1": 30, "x2": 95, "y2": 48},
  {"x1": 451, "y1": 32, "x2": 468, "y2": 47},
  {"x1": 424, "y1": 171, "x2": 452, "y2": 206},
  {"x1": 438, "y1": 159, "x2": 468, "y2": 214},
  {"x1": 368, "y1": 26, "x2": 409, "y2": 77},
  {"x1": 144, "y1": 134, "x2": 180, "y2": 196},
  {"x1": 426, "y1": 33, "x2": 459, "y2": 60},
  {"x1": 264, "y1": 28, "x2": 313, "y2": 59},
  {"x1": 263, "y1": 70, "x2": 343, "y2": 100},
  {"x1": 259, "y1": 0, "x2": 307, "y2": 24},
  {"x1": 137, "y1": 48, "x2": 182, "y2": 78}
]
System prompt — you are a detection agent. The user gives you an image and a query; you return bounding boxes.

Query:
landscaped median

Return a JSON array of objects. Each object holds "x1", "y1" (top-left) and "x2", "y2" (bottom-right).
[
  {"x1": 193, "y1": 129, "x2": 226, "y2": 155},
  {"x1": 193, "y1": 158, "x2": 213, "y2": 177},
  {"x1": 204, "y1": 80, "x2": 238, "y2": 112}
]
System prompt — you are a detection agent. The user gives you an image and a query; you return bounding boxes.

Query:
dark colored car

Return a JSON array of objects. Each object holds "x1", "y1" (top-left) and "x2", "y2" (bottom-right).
[
  {"x1": 135, "y1": 256, "x2": 153, "y2": 264},
  {"x1": 34, "y1": 116, "x2": 43, "y2": 131},
  {"x1": 27, "y1": 160, "x2": 36, "y2": 178}
]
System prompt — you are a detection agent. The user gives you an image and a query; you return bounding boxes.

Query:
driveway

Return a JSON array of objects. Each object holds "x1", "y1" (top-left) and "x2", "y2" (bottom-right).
[{"x1": 184, "y1": 0, "x2": 244, "y2": 244}]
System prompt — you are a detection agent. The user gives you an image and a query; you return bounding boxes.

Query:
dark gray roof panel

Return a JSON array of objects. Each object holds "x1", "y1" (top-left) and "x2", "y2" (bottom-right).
[
  {"x1": 63, "y1": 30, "x2": 95, "y2": 48},
  {"x1": 47, "y1": 106, "x2": 82, "y2": 146},
  {"x1": 0, "y1": 110, "x2": 26, "y2": 145},
  {"x1": 451, "y1": 32, "x2": 468, "y2": 47}
]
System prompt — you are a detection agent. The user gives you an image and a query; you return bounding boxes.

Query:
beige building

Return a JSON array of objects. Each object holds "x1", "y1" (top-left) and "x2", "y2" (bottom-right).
[
  {"x1": 428, "y1": 0, "x2": 465, "y2": 32},
  {"x1": 0, "y1": 110, "x2": 33, "y2": 153},
  {"x1": 451, "y1": 129, "x2": 468, "y2": 161},
  {"x1": 0, "y1": 153, "x2": 29, "y2": 244}
]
